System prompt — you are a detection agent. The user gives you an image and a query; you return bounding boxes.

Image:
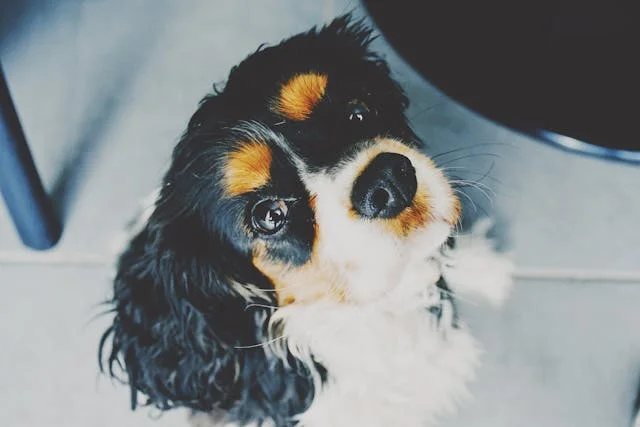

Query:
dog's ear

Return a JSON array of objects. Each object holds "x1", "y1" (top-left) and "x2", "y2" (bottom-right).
[
  {"x1": 99, "y1": 155, "x2": 319, "y2": 424},
  {"x1": 187, "y1": 90, "x2": 227, "y2": 132},
  {"x1": 317, "y1": 13, "x2": 378, "y2": 52}
]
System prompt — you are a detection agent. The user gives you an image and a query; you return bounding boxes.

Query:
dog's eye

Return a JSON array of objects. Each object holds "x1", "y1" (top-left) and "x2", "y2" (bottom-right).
[
  {"x1": 347, "y1": 100, "x2": 371, "y2": 122},
  {"x1": 251, "y1": 200, "x2": 288, "y2": 234}
]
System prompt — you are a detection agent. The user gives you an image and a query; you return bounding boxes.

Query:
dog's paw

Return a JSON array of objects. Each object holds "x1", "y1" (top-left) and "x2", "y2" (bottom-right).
[{"x1": 440, "y1": 218, "x2": 514, "y2": 307}]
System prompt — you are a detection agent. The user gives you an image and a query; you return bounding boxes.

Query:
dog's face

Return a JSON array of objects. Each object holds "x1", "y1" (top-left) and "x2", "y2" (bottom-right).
[
  {"x1": 101, "y1": 16, "x2": 460, "y2": 424},
  {"x1": 183, "y1": 19, "x2": 460, "y2": 307},
  {"x1": 224, "y1": 128, "x2": 460, "y2": 306}
]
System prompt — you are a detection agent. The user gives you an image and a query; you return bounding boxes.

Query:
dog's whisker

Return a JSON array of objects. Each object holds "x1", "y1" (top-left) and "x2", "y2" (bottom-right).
[
  {"x1": 477, "y1": 159, "x2": 497, "y2": 184},
  {"x1": 431, "y1": 142, "x2": 511, "y2": 161},
  {"x1": 453, "y1": 215, "x2": 464, "y2": 235},
  {"x1": 437, "y1": 152, "x2": 502, "y2": 168},
  {"x1": 439, "y1": 165, "x2": 478, "y2": 172},
  {"x1": 452, "y1": 188, "x2": 478, "y2": 213},
  {"x1": 450, "y1": 177, "x2": 496, "y2": 194},
  {"x1": 450, "y1": 180, "x2": 496, "y2": 199},
  {"x1": 450, "y1": 180, "x2": 495, "y2": 208},
  {"x1": 440, "y1": 160, "x2": 506, "y2": 187},
  {"x1": 233, "y1": 334, "x2": 288, "y2": 350},
  {"x1": 245, "y1": 303, "x2": 279, "y2": 311},
  {"x1": 453, "y1": 187, "x2": 491, "y2": 217}
]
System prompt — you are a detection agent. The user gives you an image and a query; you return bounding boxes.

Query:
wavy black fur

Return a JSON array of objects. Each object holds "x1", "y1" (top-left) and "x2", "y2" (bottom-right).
[{"x1": 98, "y1": 132, "x2": 325, "y2": 425}]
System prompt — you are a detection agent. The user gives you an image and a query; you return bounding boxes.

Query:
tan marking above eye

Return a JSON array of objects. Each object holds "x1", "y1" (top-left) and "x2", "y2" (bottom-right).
[
  {"x1": 224, "y1": 140, "x2": 272, "y2": 196},
  {"x1": 272, "y1": 72, "x2": 328, "y2": 121}
]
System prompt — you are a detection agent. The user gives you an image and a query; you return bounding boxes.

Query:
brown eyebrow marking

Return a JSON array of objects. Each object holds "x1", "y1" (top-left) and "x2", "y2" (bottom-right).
[
  {"x1": 224, "y1": 140, "x2": 272, "y2": 196},
  {"x1": 272, "y1": 72, "x2": 328, "y2": 121}
]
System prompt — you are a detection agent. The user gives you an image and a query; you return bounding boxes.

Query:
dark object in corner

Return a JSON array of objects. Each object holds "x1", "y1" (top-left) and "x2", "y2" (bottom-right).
[{"x1": 362, "y1": 0, "x2": 640, "y2": 163}]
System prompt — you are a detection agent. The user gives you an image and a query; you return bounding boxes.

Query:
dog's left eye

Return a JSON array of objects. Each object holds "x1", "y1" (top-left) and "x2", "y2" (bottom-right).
[
  {"x1": 347, "y1": 100, "x2": 371, "y2": 122},
  {"x1": 251, "y1": 200, "x2": 289, "y2": 234}
]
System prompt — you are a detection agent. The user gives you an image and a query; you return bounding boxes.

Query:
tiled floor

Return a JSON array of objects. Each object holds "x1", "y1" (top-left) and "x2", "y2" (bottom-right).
[{"x1": 1, "y1": 1, "x2": 639, "y2": 426}]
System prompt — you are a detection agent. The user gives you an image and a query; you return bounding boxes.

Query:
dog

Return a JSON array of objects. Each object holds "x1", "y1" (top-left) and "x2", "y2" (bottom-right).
[{"x1": 100, "y1": 15, "x2": 512, "y2": 427}]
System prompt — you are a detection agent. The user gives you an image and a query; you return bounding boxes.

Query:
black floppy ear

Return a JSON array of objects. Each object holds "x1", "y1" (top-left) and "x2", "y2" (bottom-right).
[
  {"x1": 187, "y1": 90, "x2": 227, "y2": 131},
  {"x1": 99, "y1": 209, "x2": 259, "y2": 409},
  {"x1": 99, "y1": 188, "x2": 319, "y2": 424}
]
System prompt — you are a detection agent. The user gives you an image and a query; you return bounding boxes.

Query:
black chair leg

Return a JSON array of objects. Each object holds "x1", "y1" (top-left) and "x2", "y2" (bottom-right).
[{"x1": 0, "y1": 65, "x2": 61, "y2": 250}]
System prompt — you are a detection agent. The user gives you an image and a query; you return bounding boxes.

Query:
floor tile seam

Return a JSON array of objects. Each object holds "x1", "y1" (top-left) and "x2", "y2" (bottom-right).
[{"x1": 1, "y1": 252, "x2": 639, "y2": 282}]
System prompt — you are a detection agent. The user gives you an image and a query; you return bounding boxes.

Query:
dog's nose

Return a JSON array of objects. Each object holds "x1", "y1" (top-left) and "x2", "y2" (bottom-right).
[{"x1": 351, "y1": 153, "x2": 417, "y2": 219}]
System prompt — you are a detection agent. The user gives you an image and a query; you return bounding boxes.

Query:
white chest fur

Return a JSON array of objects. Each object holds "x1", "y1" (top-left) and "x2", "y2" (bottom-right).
[
  {"x1": 267, "y1": 220, "x2": 515, "y2": 427},
  {"x1": 277, "y1": 302, "x2": 480, "y2": 427}
]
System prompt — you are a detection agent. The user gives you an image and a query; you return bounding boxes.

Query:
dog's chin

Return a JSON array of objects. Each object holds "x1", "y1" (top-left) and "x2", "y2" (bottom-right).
[{"x1": 338, "y1": 219, "x2": 453, "y2": 306}]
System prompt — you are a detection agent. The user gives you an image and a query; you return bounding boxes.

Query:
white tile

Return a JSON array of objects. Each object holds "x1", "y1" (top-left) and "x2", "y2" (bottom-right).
[{"x1": 442, "y1": 278, "x2": 640, "y2": 427}]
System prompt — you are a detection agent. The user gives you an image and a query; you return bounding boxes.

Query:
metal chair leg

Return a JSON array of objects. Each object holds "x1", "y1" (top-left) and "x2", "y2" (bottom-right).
[{"x1": 0, "y1": 65, "x2": 61, "y2": 249}]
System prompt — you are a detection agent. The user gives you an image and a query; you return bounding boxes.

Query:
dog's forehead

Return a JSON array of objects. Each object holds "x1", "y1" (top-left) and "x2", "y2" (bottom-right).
[
  {"x1": 209, "y1": 19, "x2": 415, "y2": 189},
  {"x1": 220, "y1": 25, "x2": 392, "y2": 117}
]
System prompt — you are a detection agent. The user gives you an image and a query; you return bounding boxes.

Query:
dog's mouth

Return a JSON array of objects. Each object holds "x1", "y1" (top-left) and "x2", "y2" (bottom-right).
[{"x1": 253, "y1": 138, "x2": 459, "y2": 306}]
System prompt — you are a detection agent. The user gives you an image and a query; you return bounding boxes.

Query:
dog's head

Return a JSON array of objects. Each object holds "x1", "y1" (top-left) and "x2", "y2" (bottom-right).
[{"x1": 100, "y1": 15, "x2": 460, "y2": 424}]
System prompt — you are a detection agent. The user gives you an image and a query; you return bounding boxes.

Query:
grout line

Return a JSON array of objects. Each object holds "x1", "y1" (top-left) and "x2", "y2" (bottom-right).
[
  {"x1": 1, "y1": 252, "x2": 640, "y2": 282},
  {"x1": 514, "y1": 267, "x2": 640, "y2": 282},
  {"x1": 0, "y1": 252, "x2": 113, "y2": 267}
]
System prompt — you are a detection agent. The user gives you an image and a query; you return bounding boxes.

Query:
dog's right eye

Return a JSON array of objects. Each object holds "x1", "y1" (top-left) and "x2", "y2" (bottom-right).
[
  {"x1": 347, "y1": 100, "x2": 371, "y2": 122},
  {"x1": 251, "y1": 200, "x2": 288, "y2": 234}
]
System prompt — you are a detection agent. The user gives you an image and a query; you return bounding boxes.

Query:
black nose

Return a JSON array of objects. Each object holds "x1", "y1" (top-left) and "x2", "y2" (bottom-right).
[{"x1": 350, "y1": 153, "x2": 417, "y2": 219}]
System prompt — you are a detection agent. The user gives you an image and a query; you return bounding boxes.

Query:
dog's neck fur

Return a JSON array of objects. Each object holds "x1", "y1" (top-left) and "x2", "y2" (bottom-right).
[
  {"x1": 198, "y1": 219, "x2": 510, "y2": 427},
  {"x1": 272, "y1": 255, "x2": 479, "y2": 427}
]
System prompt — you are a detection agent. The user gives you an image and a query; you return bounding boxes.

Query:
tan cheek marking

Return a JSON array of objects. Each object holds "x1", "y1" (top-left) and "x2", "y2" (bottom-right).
[
  {"x1": 308, "y1": 193, "x2": 317, "y2": 211},
  {"x1": 224, "y1": 141, "x2": 272, "y2": 196},
  {"x1": 272, "y1": 73, "x2": 328, "y2": 121},
  {"x1": 252, "y1": 212, "x2": 345, "y2": 306},
  {"x1": 415, "y1": 152, "x2": 461, "y2": 226},
  {"x1": 415, "y1": 151, "x2": 461, "y2": 226},
  {"x1": 383, "y1": 191, "x2": 432, "y2": 237},
  {"x1": 448, "y1": 195, "x2": 462, "y2": 226},
  {"x1": 253, "y1": 256, "x2": 346, "y2": 306}
]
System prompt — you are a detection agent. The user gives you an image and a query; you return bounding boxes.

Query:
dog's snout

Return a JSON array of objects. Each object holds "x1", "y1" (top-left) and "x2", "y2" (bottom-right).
[{"x1": 351, "y1": 153, "x2": 417, "y2": 219}]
